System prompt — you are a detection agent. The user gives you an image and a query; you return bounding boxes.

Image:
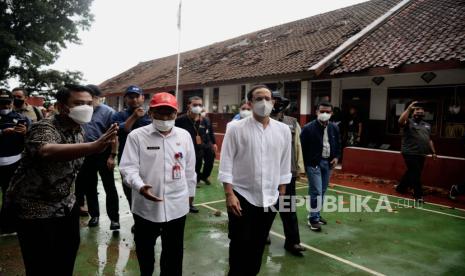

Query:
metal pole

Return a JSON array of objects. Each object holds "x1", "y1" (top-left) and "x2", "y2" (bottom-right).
[{"x1": 175, "y1": 0, "x2": 182, "y2": 98}]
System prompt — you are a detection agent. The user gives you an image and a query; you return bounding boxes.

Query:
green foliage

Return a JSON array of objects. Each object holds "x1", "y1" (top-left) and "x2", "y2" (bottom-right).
[{"x1": 0, "y1": 0, "x2": 93, "y2": 91}]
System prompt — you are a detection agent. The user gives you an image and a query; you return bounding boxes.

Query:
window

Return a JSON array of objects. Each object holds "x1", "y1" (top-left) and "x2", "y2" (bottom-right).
[
  {"x1": 212, "y1": 88, "x2": 219, "y2": 113},
  {"x1": 283, "y1": 81, "x2": 301, "y2": 116},
  {"x1": 311, "y1": 81, "x2": 331, "y2": 113},
  {"x1": 240, "y1": 85, "x2": 246, "y2": 102},
  {"x1": 386, "y1": 86, "x2": 465, "y2": 136},
  {"x1": 442, "y1": 86, "x2": 465, "y2": 138}
]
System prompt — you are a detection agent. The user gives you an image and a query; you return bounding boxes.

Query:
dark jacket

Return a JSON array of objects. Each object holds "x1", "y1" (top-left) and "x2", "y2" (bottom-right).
[
  {"x1": 175, "y1": 114, "x2": 216, "y2": 150},
  {"x1": 0, "y1": 111, "x2": 30, "y2": 158},
  {"x1": 300, "y1": 119, "x2": 341, "y2": 167}
]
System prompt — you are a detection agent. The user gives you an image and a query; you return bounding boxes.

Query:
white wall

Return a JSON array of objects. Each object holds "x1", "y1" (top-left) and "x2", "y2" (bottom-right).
[
  {"x1": 203, "y1": 87, "x2": 213, "y2": 113},
  {"x1": 218, "y1": 85, "x2": 241, "y2": 113}
]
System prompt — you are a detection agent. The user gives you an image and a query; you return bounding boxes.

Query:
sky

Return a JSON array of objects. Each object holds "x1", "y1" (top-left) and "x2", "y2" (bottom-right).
[{"x1": 50, "y1": 0, "x2": 368, "y2": 85}]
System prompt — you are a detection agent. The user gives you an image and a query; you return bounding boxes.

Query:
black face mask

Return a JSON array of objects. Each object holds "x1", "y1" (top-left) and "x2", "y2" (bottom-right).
[
  {"x1": 13, "y1": 98, "x2": 24, "y2": 108},
  {"x1": 413, "y1": 114, "x2": 424, "y2": 121}
]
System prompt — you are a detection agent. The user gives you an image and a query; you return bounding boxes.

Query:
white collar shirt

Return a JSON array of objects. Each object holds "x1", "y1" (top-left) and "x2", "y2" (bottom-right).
[
  {"x1": 218, "y1": 116, "x2": 292, "y2": 207},
  {"x1": 119, "y1": 125, "x2": 197, "y2": 223}
]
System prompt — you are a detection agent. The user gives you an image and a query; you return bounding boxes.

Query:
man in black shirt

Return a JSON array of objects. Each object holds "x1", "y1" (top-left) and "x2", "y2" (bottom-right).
[
  {"x1": 396, "y1": 101, "x2": 437, "y2": 202},
  {"x1": 175, "y1": 96, "x2": 217, "y2": 213}
]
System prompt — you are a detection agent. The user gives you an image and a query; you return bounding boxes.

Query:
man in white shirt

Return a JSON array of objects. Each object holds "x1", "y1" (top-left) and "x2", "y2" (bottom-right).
[
  {"x1": 119, "y1": 92, "x2": 196, "y2": 276},
  {"x1": 219, "y1": 85, "x2": 292, "y2": 276}
]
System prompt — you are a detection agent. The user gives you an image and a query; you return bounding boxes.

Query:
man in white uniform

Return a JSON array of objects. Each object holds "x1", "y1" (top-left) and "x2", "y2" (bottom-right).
[
  {"x1": 219, "y1": 84, "x2": 292, "y2": 276},
  {"x1": 120, "y1": 92, "x2": 196, "y2": 276}
]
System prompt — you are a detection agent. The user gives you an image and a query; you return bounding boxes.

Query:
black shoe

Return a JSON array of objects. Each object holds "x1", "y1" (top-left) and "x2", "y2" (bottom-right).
[
  {"x1": 131, "y1": 225, "x2": 135, "y2": 233},
  {"x1": 110, "y1": 221, "x2": 120, "y2": 230},
  {"x1": 202, "y1": 178, "x2": 212, "y2": 185},
  {"x1": 189, "y1": 205, "x2": 199, "y2": 213},
  {"x1": 307, "y1": 221, "x2": 322, "y2": 232},
  {"x1": 88, "y1": 217, "x2": 99, "y2": 227},
  {"x1": 450, "y1": 185, "x2": 458, "y2": 200},
  {"x1": 284, "y1": 244, "x2": 305, "y2": 256},
  {"x1": 319, "y1": 217, "x2": 327, "y2": 225},
  {"x1": 266, "y1": 235, "x2": 271, "y2": 245}
]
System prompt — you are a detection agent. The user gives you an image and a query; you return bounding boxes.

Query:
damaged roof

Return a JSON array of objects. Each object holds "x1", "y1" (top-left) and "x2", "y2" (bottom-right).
[
  {"x1": 100, "y1": 0, "x2": 401, "y2": 94},
  {"x1": 329, "y1": 0, "x2": 465, "y2": 75}
]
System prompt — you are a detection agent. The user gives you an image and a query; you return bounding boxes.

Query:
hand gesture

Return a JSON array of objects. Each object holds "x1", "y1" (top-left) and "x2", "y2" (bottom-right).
[
  {"x1": 95, "y1": 123, "x2": 118, "y2": 151},
  {"x1": 107, "y1": 155, "x2": 116, "y2": 170},
  {"x1": 330, "y1": 158, "x2": 338, "y2": 168},
  {"x1": 139, "y1": 185, "x2": 163, "y2": 202},
  {"x1": 133, "y1": 107, "x2": 145, "y2": 119},
  {"x1": 408, "y1": 101, "x2": 418, "y2": 111},
  {"x1": 2, "y1": 127, "x2": 15, "y2": 135},
  {"x1": 226, "y1": 193, "x2": 242, "y2": 217},
  {"x1": 14, "y1": 124, "x2": 27, "y2": 135}
]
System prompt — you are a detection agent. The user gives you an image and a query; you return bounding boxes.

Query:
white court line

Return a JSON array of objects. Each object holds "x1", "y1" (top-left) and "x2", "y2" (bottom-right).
[
  {"x1": 296, "y1": 180, "x2": 465, "y2": 212},
  {"x1": 296, "y1": 181, "x2": 465, "y2": 213},
  {"x1": 199, "y1": 203, "x2": 386, "y2": 276},
  {"x1": 327, "y1": 188, "x2": 465, "y2": 220}
]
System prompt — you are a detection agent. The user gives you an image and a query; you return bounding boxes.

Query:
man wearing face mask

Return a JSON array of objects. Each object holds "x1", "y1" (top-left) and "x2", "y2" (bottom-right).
[
  {"x1": 12, "y1": 87, "x2": 43, "y2": 122},
  {"x1": 300, "y1": 101, "x2": 341, "y2": 232},
  {"x1": 120, "y1": 92, "x2": 196, "y2": 276},
  {"x1": 396, "y1": 101, "x2": 437, "y2": 203},
  {"x1": 219, "y1": 85, "x2": 292, "y2": 275},
  {"x1": 0, "y1": 89, "x2": 30, "y2": 234},
  {"x1": 232, "y1": 101, "x2": 252, "y2": 121},
  {"x1": 268, "y1": 91, "x2": 306, "y2": 256},
  {"x1": 6, "y1": 84, "x2": 118, "y2": 275},
  {"x1": 112, "y1": 85, "x2": 151, "y2": 212},
  {"x1": 74, "y1": 84, "x2": 120, "y2": 229},
  {"x1": 175, "y1": 96, "x2": 217, "y2": 213}
]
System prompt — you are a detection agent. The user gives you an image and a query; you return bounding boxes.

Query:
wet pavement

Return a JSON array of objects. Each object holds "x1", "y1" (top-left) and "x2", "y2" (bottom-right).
[{"x1": 1, "y1": 165, "x2": 465, "y2": 275}]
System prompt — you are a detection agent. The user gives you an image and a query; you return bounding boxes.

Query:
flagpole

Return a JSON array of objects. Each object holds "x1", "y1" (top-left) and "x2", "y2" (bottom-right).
[{"x1": 175, "y1": 0, "x2": 182, "y2": 99}]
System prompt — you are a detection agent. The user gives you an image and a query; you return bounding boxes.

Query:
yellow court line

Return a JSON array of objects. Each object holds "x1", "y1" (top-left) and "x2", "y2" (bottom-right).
[{"x1": 199, "y1": 203, "x2": 386, "y2": 276}]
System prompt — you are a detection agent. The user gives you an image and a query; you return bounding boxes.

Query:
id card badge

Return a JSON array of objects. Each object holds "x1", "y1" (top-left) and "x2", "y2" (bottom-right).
[
  {"x1": 195, "y1": 135, "x2": 202, "y2": 145},
  {"x1": 172, "y1": 163, "x2": 181, "y2": 180}
]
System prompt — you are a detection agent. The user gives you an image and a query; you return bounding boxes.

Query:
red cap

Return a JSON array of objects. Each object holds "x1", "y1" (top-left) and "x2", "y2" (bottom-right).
[{"x1": 149, "y1": 92, "x2": 178, "y2": 111}]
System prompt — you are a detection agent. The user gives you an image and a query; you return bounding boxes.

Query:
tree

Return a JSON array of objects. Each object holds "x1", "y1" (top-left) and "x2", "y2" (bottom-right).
[{"x1": 0, "y1": 0, "x2": 93, "y2": 91}]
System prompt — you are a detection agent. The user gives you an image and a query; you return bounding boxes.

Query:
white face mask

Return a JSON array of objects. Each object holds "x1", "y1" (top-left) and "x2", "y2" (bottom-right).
[
  {"x1": 0, "y1": 109, "x2": 11, "y2": 115},
  {"x1": 68, "y1": 105, "x2": 93, "y2": 125},
  {"x1": 317, "y1": 112, "x2": 331, "y2": 122},
  {"x1": 153, "y1": 119, "x2": 175, "y2": 132},
  {"x1": 191, "y1": 106, "x2": 202, "y2": 114},
  {"x1": 240, "y1": 110, "x2": 252, "y2": 118},
  {"x1": 253, "y1": 100, "x2": 273, "y2": 117}
]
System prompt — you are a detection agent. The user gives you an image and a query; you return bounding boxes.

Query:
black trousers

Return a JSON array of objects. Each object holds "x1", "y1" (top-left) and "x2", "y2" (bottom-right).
[
  {"x1": 397, "y1": 154, "x2": 426, "y2": 199},
  {"x1": 279, "y1": 176, "x2": 301, "y2": 246},
  {"x1": 133, "y1": 214, "x2": 186, "y2": 276},
  {"x1": 75, "y1": 150, "x2": 119, "y2": 221},
  {"x1": 228, "y1": 191, "x2": 277, "y2": 276},
  {"x1": 16, "y1": 204, "x2": 80, "y2": 276},
  {"x1": 195, "y1": 145, "x2": 215, "y2": 182},
  {"x1": 0, "y1": 161, "x2": 20, "y2": 231}
]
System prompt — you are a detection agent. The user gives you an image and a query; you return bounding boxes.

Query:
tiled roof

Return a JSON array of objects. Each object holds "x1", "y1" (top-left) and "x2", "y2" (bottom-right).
[
  {"x1": 100, "y1": 0, "x2": 401, "y2": 94},
  {"x1": 330, "y1": 0, "x2": 465, "y2": 75}
]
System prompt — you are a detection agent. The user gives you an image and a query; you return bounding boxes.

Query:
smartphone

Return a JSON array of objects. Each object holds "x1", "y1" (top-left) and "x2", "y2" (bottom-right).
[{"x1": 16, "y1": 119, "x2": 27, "y2": 125}]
